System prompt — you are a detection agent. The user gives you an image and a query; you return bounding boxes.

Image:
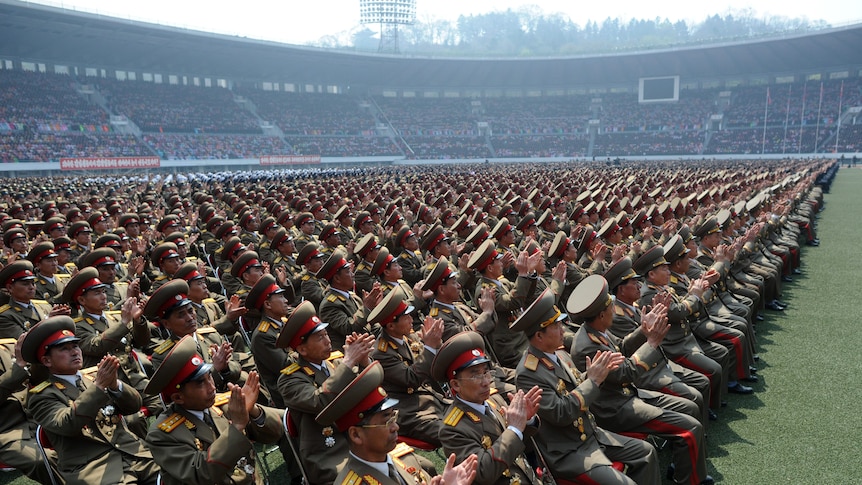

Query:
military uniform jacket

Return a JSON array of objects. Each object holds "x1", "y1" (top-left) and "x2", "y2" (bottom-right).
[
  {"x1": 439, "y1": 398, "x2": 539, "y2": 485},
  {"x1": 277, "y1": 355, "x2": 358, "y2": 485},
  {"x1": 250, "y1": 316, "x2": 292, "y2": 408},
  {"x1": 35, "y1": 274, "x2": 65, "y2": 303},
  {"x1": 74, "y1": 312, "x2": 150, "y2": 392},
  {"x1": 319, "y1": 288, "x2": 372, "y2": 352},
  {"x1": 27, "y1": 373, "x2": 153, "y2": 485},
  {"x1": 104, "y1": 282, "x2": 130, "y2": 311},
  {"x1": 610, "y1": 302, "x2": 682, "y2": 393},
  {"x1": 638, "y1": 284, "x2": 706, "y2": 359},
  {"x1": 429, "y1": 300, "x2": 496, "y2": 343},
  {"x1": 474, "y1": 275, "x2": 536, "y2": 369},
  {"x1": 353, "y1": 260, "x2": 375, "y2": 295},
  {"x1": 0, "y1": 299, "x2": 51, "y2": 339},
  {"x1": 570, "y1": 325, "x2": 664, "y2": 430},
  {"x1": 0, "y1": 339, "x2": 33, "y2": 439},
  {"x1": 146, "y1": 399, "x2": 283, "y2": 485},
  {"x1": 515, "y1": 345, "x2": 627, "y2": 477},
  {"x1": 300, "y1": 270, "x2": 327, "y2": 310},
  {"x1": 371, "y1": 331, "x2": 447, "y2": 436},
  {"x1": 334, "y1": 444, "x2": 432, "y2": 485},
  {"x1": 397, "y1": 249, "x2": 425, "y2": 286},
  {"x1": 194, "y1": 298, "x2": 240, "y2": 338}
]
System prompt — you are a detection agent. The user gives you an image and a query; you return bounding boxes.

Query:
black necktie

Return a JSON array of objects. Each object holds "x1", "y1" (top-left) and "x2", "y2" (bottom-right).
[
  {"x1": 75, "y1": 376, "x2": 86, "y2": 392},
  {"x1": 203, "y1": 411, "x2": 219, "y2": 436}
]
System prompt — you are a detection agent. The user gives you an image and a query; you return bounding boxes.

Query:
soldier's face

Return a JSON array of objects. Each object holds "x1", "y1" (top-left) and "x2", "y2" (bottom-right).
[
  {"x1": 8, "y1": 279, "x2": 36, "y2": 302},
  {"x1": 42, "y1": 342, "x2": 82, "y2": 375},
  {"x1": 264, "y1": 293, "x2": 290, "y2": 319},
  {"x1": 451, "y1": 363, "x2": 492, "y2": 404},
  {"x1": 188, "y1": 279, "x2": 209, "y2": 302},
  {"x1": 174, "y1": 373, "x2": 216, "y2": 411},
  {"x1": 437, "y1": 277, "x2": 461, "y2": 302},
  {"x1": 39, "y1": 257, "x2": 59, "y2": 276},
  {"x1": 648, "y1": 265, "x2": 671, "y2": 286},
  {"x1": 161, "y1": 257, "x2": 181, "y2": 277},
  {"x1": 97, "y1": 264, "x2": 116, "y2": 284},
  {"x1": 618, "y1": 278, "x2": 641, "y2": 304},
  {"x1": 164, "y1": 304, "x2": 197, "y2": 337},
  {"x1": 536, "y1": 321, "x2": 564, "y2": 352},
  {"x1": 383, "y1": 261, "x2": 402, "y2": 282},
  {"x1": 352, "y1": 408, "x2": 399, "y2": 457},
  {"x1": 10, "y1": 237, "x2": 27, "y2": 253},
  {"x1": 403, "y1": 235, "x2": 419, "y2": 252},
  {"x1": 297, "y1": 329, "x2": 332, "y2": 364}
]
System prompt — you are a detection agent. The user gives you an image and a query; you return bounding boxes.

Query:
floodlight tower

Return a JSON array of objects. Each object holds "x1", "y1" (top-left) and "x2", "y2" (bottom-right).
[{"x1": 359, "y1": 0, "x2": 416, "y2": 53}]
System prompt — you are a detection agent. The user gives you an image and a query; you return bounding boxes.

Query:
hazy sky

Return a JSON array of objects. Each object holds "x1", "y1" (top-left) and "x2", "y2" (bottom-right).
[{"x1": 29, "y1": 0, "x2": 862, "y2": 45}]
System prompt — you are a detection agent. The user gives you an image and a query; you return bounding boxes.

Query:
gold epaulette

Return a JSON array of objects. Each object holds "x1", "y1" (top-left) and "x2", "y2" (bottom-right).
[
  {"x1": 73, "y1": 316, "x2": 85, "y2": 323},
  {"x1": 399, "y1": 253, "x2": 410, "y2": 259},
  {"x1": 106, "y1": 310, "x2": 122, "y2": 315},
  {"x1": 154, "y1": 339, "x2": 176, "y2": 355},
  {"x1": 0, "y1": 304, "x2": 10, "y2": 313},
  {"x1": 524, "y1": 353, "x2": 539, "y2": 371},
  {"x1": 614, "y1": 306, "x2": 625, "y2": 316},
  {"x1": 326, "y1": 293, "x2": 338, "y2": 303},
  {"x1": 196, "y1": 327, "x2": 217, "y2": 335},
  {"x1": 328, "y1": 351, "x2": 344, "y2": 361},
  {"x1": 340, "y1": 470, "x2": 362, "y2": 485},
  {"x1": 443, "y1": 407, "x2": 464, "y2": 426},
  {"x1": 670, "y1": 275, "x2": 679, "y2": 285},
  {"x1": 301, "y1": 274, "x2": 311, "y2": 282},
  {"x1": 390, "y1": 442, "x2": 414, "y2": 458},
  {"x1": 0, "y1": 338, "x2": 16, "y2": 345},
  {"x1": 587, "y1": 333, "x2": 604, "y2": 346},
  {"x1": 202, "y1": 298, "x2": 217, "y2": 304},
  {"x1": 428, "y1": 307, "x2": 439, "y2": 317},
  {"x1": 157, "y1": 413, "x2": 187, "y2": 433},
  {"x1": 213, "y1": 391, "x2": 231, "y2": 407},
  {"x1": 377, "y1": 339, "x2": 397, "y2": 352},
  {"x1": 31, "y1": 299, "x2": 48, "y2": 305},
  {"x1": 257, "y1": 321, "x2": 271, "y2": 333},
  {"x1": 30, "y1": 381, "x2": 51, "y2": 393},
  {"x1": 154, "y1": 274, "x2": 167, "y2": 281},
  {"x1": 281, "y1": 363, "x2": 301, "y2": 375}
]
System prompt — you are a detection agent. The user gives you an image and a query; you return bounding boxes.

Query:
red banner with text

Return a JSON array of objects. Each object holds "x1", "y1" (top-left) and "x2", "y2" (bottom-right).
[
  {"x1": 59, "y1": 156, "x2": 161, "y2": 170},
  {"x1": 260, "y1": 155, "x2": 321, "y2": 166}
]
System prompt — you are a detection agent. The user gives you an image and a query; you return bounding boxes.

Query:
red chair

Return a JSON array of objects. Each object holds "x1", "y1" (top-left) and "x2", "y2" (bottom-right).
[
  {"x1": 282, "y1": 409, "x2": 309, "y2": 485},
  {"x1": 35, "y1": 425, "x2": 61, "y2": 485}
]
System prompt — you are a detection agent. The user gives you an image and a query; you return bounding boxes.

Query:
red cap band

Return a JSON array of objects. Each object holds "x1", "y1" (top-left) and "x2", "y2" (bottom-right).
[
  {"x1": 381, "y1": 301, "x2": 409, "y2": 325},
  {"x1": 37, "y1": 329, "x2": 76, "y2": 360},
  {"x1": 447, "y1": 348, "x2": 486, "y2": 379},
  {"x1": 334, "y1": 386, "x2": 389, "y2": 431},
  {"x1": 323, "y1": 257, "x2": 349, "y2": 281}
]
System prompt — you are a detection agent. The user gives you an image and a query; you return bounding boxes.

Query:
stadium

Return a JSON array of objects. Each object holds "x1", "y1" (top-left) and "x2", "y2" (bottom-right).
[
  {"x1": 1, "y1": 0, "x2": 861, "y2": 174},
  {"x1": 0, "y1": 1, "x2": 858, "y2": 485}
]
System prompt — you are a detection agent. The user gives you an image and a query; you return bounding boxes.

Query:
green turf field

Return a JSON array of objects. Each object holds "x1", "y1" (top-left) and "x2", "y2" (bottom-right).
[{"x1": 3, "y1": 166, "x2": 857, "y2": 484}]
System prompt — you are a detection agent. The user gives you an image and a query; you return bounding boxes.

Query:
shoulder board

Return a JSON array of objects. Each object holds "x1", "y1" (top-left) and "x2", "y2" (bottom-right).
[
  {"x1": 106, "y1": 310, "x2": 122, "y2": 315},
  {"x1": 213, "y1": 392, "x2": 231, "y2": 407},
  {"x1": 465, "y1": 411, "x2": 482, "y2": 423},
  {"x1": 184, "y1": 419, "x2": 196, "y2": 430},
  {"x1": 157, "y1": 413, "x2": 187, "y2": 433},
  {"x1": 281, "y1": 363, "x2": 301, "y2": 375},
  {"x1": 257, "y1": 321, "x2": 271, "y2": 333},
  {"x1": 669, "y1": 275, "x2": 679, "y2": 284},
  {"x1": 377, "y1": 339, "x2": 388, "y2": 352},
  {"x1": 235, "y1": 288, "x2": 248, "y2": 296},
  {"x1": 356, "y1": 262, "x2": 367, "y2": 271},
  {"x1": 326, "y1": 294, "x2": 338, "y2": 302},
  {"x1": 429, "y1": 307, "x2": 439, "y2": 317},
  {"x1": 202, "y1": 298, "x2": 217, "y2": 304},
  {"x1": 399, "y1": 253, "x2": 410, "y2": 259},
  {"x1": 31, "y1": 299, "x2": 48, "y2": 305},
  {"x1": 362, "y1": 475, "x2": 381, "y2": 485},
  {"x1": 524, "y1": 353, "x2": 539, "y2": 371},
  {"x1": 443, "y1": 407, "x2": 464, "y2": 426},
  {"x1": 390, "y1": 442, "x2": 414, "y2": 458},
  {"x1": 614, "y1": 305, "x2": 625, "y2": 316},
  {"x1": 155, "y1": 275, "x2": 168, "y2": 281},
  {"x1": 0, "y1": 338, "x2": 17, "y2": 345},
  {"x1": 340, "y1": 470, "x2": 362, "y2": 485},
  {"x1": 302, "y1": 274, "x2": 311, "y2": 281},
  {"x1": 30, "y1": 381, "x2": 51, "y2": 393},
  {"x1": 154, "y1": 339, "x2": 176, "y2": 355},
  {"x1": 73, "y1": 316, "x2": 85, "y2": 323},
  {"x1": 328, "y1": 351, "x2": 344, "y2": 361},
  {"x1": 196, "y1": 327, "x2": 217, "y2": 335},
  {"x1": 0, "y1": 304, "x2": 10, "y2": 313}
]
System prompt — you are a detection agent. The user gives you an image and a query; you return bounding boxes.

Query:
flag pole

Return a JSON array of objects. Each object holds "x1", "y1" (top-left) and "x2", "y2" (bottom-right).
[
  {"x1": 835, "y1": 80, "x2": 844, "y2": 154},
  {"x1": 782, "y1": 84, "x2": 792, "y2": 154},
  {"x1": 814, "y1": 81, "x2": 824, "y2": 153},
  {"x1": 799, "y1": 82, "x2": 807, "y2": 154}
]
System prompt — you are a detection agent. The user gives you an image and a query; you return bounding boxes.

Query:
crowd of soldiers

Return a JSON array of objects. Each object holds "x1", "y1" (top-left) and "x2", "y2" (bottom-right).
[{"x1": 0, "y1": 158, "x2": 831, "y2": 485}]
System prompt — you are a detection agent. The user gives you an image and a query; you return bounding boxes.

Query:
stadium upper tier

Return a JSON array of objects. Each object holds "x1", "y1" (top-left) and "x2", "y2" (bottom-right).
[{"x1": 1, "y1": 70, "x2": 861, "y2": 162}]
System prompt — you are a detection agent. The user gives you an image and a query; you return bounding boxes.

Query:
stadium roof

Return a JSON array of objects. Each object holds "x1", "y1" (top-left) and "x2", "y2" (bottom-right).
[{"x1": 2, "y1": 0, "x2": 862, "y2": 91}]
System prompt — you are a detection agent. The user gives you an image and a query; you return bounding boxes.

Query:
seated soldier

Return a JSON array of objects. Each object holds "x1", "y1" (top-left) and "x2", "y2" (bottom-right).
[
  {"x1": 28, "y1": 241, "x2": 65, "y2": 304},
  {"x1": 433, "y1": 330, "x2": 543, "y2": 485},
  {"x1": 0, "y1": 333, "x2": 62, "y2": 483},
  {"x1": 276, "y1": 300, "x2": 375, "y2": 485},
  {"x1": 144, "y1": 280, "x2": 244, "y2": 393},
  {"x1": 568, "y1": 277, "x2": 712, "y2": 485},
  {"x1": 144, "y1": 336, "x2": 283, "y2": 485},
  {"x1": 318, "y1": 250, "x2": 380, "y2": 351},
  {"x1": 247, "y1": 274, "x2": 293, "y2": 407},
  {"x1": 23, "y1": 316, "x2": 159, "y2": 485},
  {"x1": 0, "y1": 261, "x2": 58, "y2": 339},
  {"x1": 368, "y1": 287, "x2": 448, "y2": 447},
  {"x1": 316, "y1": 361, "x2": 437, "y2": 485},
  {"x1": 511, "y1": 290, "x2": 660, "y2": 484}
]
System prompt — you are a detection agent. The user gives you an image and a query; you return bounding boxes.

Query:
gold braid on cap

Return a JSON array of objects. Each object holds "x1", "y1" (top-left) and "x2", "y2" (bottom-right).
[{"x1": 539, "y1": 308, "x2": 562, "y2": 329}]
